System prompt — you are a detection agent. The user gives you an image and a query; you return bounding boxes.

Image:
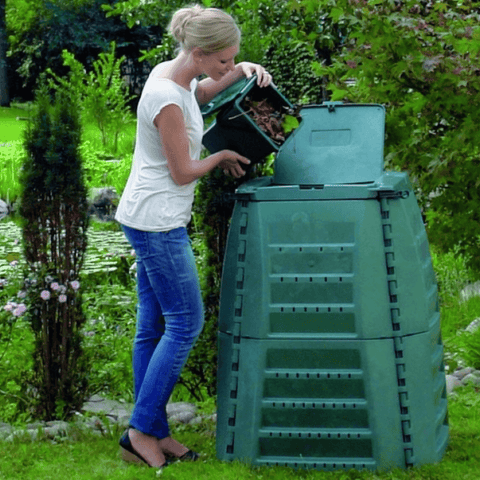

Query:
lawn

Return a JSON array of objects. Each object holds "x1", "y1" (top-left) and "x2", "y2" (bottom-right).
[
  {"x1": 0, "y1": 105, "x2": 31, "y2": 143},
  {"x1": 0, "y1": 383, "x2": 479, "y2": 480}
]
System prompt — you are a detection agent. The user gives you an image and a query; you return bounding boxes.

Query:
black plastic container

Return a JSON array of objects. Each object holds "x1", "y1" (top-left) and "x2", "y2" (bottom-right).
[{"x1": 201, "y1": 76, "x2": 295, "y2": 163}]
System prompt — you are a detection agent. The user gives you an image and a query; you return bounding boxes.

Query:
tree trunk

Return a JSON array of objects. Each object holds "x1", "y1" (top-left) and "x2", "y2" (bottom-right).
[{"x1": 0, "y1": 0, "x2": 9, "y2": 107}]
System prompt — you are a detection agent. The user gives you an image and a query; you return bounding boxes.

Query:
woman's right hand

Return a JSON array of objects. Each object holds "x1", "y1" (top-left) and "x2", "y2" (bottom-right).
[{"x1": 218, "y1": 150, "x2": 251, "y2": 178}]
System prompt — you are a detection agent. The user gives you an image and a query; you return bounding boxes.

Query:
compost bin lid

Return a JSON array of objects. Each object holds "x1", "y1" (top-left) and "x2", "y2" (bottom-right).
[
  {"x1": 234, "y1": 171, "x2": 412, "y2": 202},
  {"x1": 274, "y1": 102, "x2": 386, "y2": 185}
]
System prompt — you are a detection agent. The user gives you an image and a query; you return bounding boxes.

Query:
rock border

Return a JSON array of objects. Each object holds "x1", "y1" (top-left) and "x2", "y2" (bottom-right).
[{"x1": 0, "y1": 399, "x2": 216, "y2": 442}]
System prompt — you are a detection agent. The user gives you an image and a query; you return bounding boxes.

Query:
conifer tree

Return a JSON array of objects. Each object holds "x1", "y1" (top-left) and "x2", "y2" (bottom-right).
[{"x1": 20, "y1": 86, "x2": 89, "y2": 420}]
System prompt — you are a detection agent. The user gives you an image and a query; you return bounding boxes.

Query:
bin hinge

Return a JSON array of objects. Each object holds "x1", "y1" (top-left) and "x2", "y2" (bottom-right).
[
  {"x1": 376, "y1": 189, "x2": 410, "y2": 200},
  {"x1": 224, "y1": 192, "x2": 252, "y2": 203},
  {"x1": 379, "y1": 197, "x2": 415, "y2": 468}
]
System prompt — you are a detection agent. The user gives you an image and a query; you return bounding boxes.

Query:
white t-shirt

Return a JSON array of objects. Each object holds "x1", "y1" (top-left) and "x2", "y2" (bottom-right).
[{"x1": 115, "y1": 61, "x2": 204, "y2": 232}]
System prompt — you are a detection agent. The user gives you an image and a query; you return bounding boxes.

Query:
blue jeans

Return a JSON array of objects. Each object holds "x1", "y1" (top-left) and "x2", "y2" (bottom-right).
[{"x1": 121, "y1": 225, "x2": 204, "y2": 439}]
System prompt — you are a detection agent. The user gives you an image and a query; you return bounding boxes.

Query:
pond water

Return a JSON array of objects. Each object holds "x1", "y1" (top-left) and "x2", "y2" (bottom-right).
[{"x1": 0, "y1": 219, "x2": 132, "y2": 277}]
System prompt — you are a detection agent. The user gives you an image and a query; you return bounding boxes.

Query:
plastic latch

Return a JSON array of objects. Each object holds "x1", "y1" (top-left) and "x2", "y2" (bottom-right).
[{"x1": 323, "y1": 101, "x2": 344, "y2": 112}]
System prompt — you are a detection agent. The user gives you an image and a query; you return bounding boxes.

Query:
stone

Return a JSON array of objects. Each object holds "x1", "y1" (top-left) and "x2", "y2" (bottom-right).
[
  {"x1": 166, "y1": 402, "x2": 197, "y2": 417},
  {"x1": 88, "y1": 188, "x2": 119, "y2": 221},
  {"x1": 0, "y1": 425, "x2": 12, "y2": 441},
  {"x1": 82, "y1": 395, "x2": 133, "y2": 420},
  {"x1": 208, "y1": 413, "x2": 217, "y2": 423},
  {"x1": 465, "y1": 318, "x2": 480, "y2": 334},
  {"x1": 461, "y1": 281, "x2": 480, "y2": 302},
  {"x1": 0, "y1": 200, "x2": 8, "y2": 221},
  {"x1": 446, "y1": 374, "x2": 463, "y2": 395},
  {"x1": 188, "y1": 416, "x2": 204, "y2": 426},
  {"x1": 43, "y1": 422, "x2": 69, "y2": 439},
  {"x1": 461, "y1": 373, "x2": 480, "y2": 387},
  {"x1": 453, "y1": 367, "x2": 475, "y2": 380},
  {"x1": 169, "y1": 411, "x2": 196, "y2": 425},
  {"x1": 117, "y1": 414, "x2": 131, "y2": 429}
]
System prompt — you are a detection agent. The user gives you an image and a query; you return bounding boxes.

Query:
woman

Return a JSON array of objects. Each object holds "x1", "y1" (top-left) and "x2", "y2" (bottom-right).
[{"x1": 115, "y1": 4, "x2": 272, "y2": 469}]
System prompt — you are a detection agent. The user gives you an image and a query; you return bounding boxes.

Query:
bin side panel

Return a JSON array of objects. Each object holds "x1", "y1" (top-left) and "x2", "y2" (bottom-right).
[
  {"x1": 382, "y1": 191, "x2": 441, "y2": 336},
  {"x1": 402, "y1": 323, "x2": 449, "y2": 465},
  {"x1": 219, "y1": 199, "x2": 394, "y2": 339},
  {"x1": 216, "y1": 335, "x2": 406, "y2": 470}
]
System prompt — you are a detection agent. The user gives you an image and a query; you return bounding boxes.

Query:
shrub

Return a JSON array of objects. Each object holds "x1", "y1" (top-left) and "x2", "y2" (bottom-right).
[
  {"x1": 19, "y1": 86, "x2": 90, "y2": 420},
  {"x1": 47, "y1": 43, "x2": 135, "y2": 154}
]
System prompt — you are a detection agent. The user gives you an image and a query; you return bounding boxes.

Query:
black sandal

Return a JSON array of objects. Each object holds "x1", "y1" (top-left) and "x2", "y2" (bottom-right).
[
  {"x1": 165, "y1": 449, "x2": 200, "y2": 462},
  {"x1": 119, "y1": 429, "x2": 169, "y2": 469}
]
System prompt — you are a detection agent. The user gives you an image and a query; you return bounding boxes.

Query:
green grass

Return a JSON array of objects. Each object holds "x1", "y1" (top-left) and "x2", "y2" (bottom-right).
[
  {"x1": 0, "y1": 385, "x2": 479, "y2": 480},
  {"x1": 0, "y1": 104, "x2": 135, "y2": 204},
  {"x1": 0, "y1": 106, "x2": 31, "y2": 204},
  {"x1": 0, "y1": 105, "x2": 31, "y2": 143}
]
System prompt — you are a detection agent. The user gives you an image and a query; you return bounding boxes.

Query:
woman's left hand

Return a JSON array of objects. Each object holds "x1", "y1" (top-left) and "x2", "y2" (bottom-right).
[{"x1": 239, "y1": 62, "x2": 273, "y2": 88}]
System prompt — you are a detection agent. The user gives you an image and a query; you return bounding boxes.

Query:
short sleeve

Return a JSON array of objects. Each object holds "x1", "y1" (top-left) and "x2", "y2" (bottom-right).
[{"x1": 140, "y1": 81, "x2": 185, "y2": 127}]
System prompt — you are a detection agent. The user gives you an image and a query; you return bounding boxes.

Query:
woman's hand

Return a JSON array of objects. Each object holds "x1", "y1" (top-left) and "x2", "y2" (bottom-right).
[
  {"x1": 238, "y1": 62, "x2": 273, "y2": 88},
  {"x1": 218, "y1": 150, "x2": 251, "y2": 178}
]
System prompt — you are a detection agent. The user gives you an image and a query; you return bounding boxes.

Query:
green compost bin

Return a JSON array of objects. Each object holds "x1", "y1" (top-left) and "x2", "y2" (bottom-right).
[{"x1": 214, "y1": 102, "x2": 449, "y2": 472}]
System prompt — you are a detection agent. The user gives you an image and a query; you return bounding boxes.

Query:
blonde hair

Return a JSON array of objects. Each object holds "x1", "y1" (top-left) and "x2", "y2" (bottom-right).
[{"x1": 169, "y1": 4, "x2": 241, "y2": 54}]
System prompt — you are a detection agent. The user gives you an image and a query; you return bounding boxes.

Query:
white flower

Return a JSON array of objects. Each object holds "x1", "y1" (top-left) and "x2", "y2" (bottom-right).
[
  {"x1": 40, "y1": 290, "x2": 51, "y2": 301},
  {"x1": 17, "y1": 290, "x2": 27, "y2": 299},
  {"x1": 13, "y1": 304, "x2": 27, "y2": 317},
  {"x1": 70, "y1": 280, "x2": 80, "y2": 291}
]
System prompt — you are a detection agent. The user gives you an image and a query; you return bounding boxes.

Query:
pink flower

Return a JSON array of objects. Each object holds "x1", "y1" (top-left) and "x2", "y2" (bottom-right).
[
  {"x1": 70, "y1": 280, "x2": 80, "y2": 291},
  {"x1": 58, "y1": 294, "x2": 67, "y2": 303},
  {"x1": 50, "y1": 282, "x2": 60, "y2": 291},
  {"x1": 40, "y1": 290, "x2": 51, "y2": 301},
  {"x1": 13, "y1": 304, "x2": 27, "y2": 317},
  {"x1": 4, "y1": 304, "x2": 14, "y2": 312}
]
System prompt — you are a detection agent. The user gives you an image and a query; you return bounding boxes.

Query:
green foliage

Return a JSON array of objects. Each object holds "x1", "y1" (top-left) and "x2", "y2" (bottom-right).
[
  {"x1": 19, "y1": 86, "x2": 90, "y2": 420},
  {"x1": 47, "y1": 43, "x2": 135, "y2": 154},
  {"x1": 0, "y1": 254, "x2": 35, "y2": 424},
  {"x1": 230, "y1": 0, "x2": 347, "y2": 103},
  {"x1": 6, "y1": 0, "x2": 163, "y2": 101},
  {"x1": 430, "y1": 245, "x2": 480, "y2": 374},
  {"x1": 431, "y1": 245, "x2": 474, "y2": 302},
  {"x1": 0, "y1": 140, "x2": 23, "y2": 205},
  {"x1": 314, "y1": 0, "x2": 480, "y2": 270},
  {"x1": 80, "y1": 141, "x2": 133, "y2": 196},
  {"x1": 81, "y1": 282, "x2": 136, "y2": 401}
]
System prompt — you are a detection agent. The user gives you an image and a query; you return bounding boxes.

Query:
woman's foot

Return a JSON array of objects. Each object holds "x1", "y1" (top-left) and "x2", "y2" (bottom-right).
[
  {"x1": 158, "y1": 436, "x2": 199, "y2": 461},
  {"x1": 120, "y1": 428, "x2": 168, "y2": 468}
]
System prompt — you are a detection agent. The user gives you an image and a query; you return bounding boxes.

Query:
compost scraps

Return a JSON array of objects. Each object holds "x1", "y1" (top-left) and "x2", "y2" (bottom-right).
[{"x1": 234, "y1": 97, "x2": 302, "y2": 145}]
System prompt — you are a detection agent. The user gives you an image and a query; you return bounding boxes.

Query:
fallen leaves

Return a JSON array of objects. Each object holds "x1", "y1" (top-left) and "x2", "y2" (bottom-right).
[{"x1": 231, "y1": 97, "x2": 302, "y2": 145}]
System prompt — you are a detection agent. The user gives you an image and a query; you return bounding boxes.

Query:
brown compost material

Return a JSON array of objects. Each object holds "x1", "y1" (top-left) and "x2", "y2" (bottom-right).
[{"x1": 236, "y1": 97, "x2": 302, "y2": 145}]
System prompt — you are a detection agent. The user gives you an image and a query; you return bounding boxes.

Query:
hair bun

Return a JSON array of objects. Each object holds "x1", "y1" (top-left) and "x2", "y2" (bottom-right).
[
  {"x1": 168, "y1": 5, "x2": 241, "y2": 54},
  {"x1": 170, "y1": 5, "x2": 203, "y2": 44}
]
